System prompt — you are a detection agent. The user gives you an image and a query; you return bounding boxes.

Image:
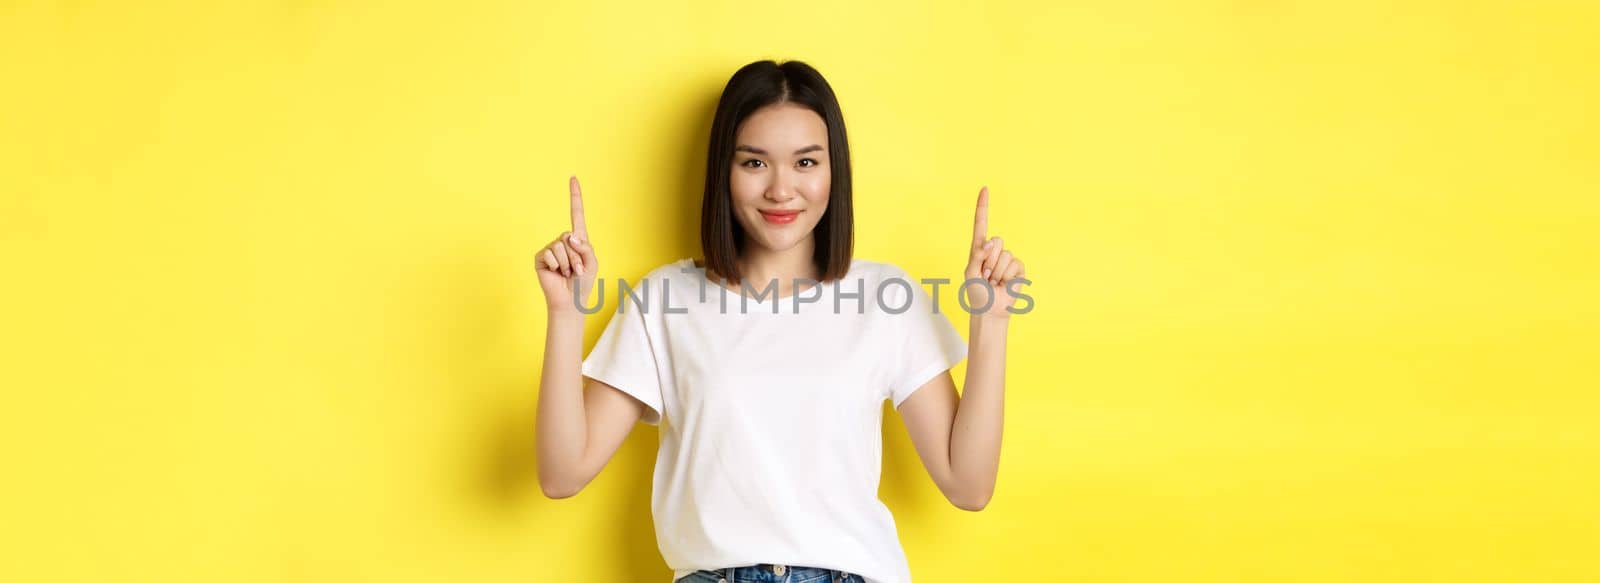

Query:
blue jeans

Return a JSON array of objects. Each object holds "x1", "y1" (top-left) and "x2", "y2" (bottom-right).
[{"x1": 673, "y1": 563, "x2": 866, "y2": 583}]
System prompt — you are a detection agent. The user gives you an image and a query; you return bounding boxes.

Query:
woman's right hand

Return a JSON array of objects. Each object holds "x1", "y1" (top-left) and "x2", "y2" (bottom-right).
[{"x1": 536, "y1": 176, "x2": 599, "y2": 313}]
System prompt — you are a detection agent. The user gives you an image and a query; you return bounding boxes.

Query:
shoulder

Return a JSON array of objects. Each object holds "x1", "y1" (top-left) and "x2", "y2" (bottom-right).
[
  {"x1": 611, "y1": 259, "x2": 697, "y2": 308},
  {"x1": 842, "y1": 258, "x2": 943, "y2": 292},
  {"x1": 838, "y1": 258, "x2": 928, "y2": 307},
  {"x1": 639, "y1": 257, "x2": 698, "y2": 281},
  {"x1": 840, "y1": 257, "x2": 907, "y2": 282}
]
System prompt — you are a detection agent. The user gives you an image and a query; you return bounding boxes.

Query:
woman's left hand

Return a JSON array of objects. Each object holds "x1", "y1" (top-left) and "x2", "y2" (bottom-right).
[{"x1": 963, "y1": 186, "x2": 1025, "y2": 319}]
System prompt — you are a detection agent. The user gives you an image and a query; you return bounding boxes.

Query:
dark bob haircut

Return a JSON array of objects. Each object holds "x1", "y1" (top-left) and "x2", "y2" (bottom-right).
[{"x1": 700, "y1": 59, "x2": 853, "y2": 285}]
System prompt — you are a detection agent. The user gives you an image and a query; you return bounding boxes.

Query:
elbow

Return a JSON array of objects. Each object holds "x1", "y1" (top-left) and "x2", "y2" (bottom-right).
[
  {"x1": 538, "y1": 472, "x2": 584, "y2": 500},
  {"x1": 948, "y1": 487, "x2": 994, "y2": 512},
  {"x1": 541, "y1": 481, "x2": 580, "y2": 500},
  {"x1": 952, "y1": 495, "x2": 991, "y2": 512}
]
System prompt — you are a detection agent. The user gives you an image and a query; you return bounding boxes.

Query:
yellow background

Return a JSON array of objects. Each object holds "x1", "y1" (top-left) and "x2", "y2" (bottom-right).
[{"x1": 3, "y1": 1, "x2": 1596, "y2": 581}]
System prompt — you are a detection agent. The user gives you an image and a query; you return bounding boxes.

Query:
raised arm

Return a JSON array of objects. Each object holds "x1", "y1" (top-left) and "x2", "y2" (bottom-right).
[
  {"x1": 534, "y1": 176, "x2": 645, "y2": 499},
  {"x1": 897, "y1": 186, "x2": 1026, "y2": 511}
]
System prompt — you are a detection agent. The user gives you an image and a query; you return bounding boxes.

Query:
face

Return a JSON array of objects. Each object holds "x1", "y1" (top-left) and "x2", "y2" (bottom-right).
[{"x1": 729, "y1": 102, "x2": 831, "y2": 254}]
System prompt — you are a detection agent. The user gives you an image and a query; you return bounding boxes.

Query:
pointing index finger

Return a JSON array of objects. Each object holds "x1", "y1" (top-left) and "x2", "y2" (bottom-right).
[
  {"x1": 569, "y1": 175, "x2": 588, "y2": 238},
  {"x1": 972, "y1": 186, "x2": 989, "y2": 248}
]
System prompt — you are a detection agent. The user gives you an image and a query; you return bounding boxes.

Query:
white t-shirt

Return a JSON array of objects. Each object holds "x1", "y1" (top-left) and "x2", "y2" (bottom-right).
[{"x1": 580, "y1": 257, "x2": 968, "y2": 583}]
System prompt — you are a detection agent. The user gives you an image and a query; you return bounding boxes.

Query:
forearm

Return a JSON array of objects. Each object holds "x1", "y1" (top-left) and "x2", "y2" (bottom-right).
[
  {"x1": 949, "y1": 314, "x2": 1008, "y2": 503},
  {"x1": 536, "y1": 310, "x2": 587, "y2": 491}
]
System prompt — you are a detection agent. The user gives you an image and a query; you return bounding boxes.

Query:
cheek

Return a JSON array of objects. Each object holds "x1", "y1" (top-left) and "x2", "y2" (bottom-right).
[
  {"x1": 801, "y1": 172, "x2": 831, "y2": 201},
  {"x1": 728, "y1": 171, "x2": 764, "y2": 204}
]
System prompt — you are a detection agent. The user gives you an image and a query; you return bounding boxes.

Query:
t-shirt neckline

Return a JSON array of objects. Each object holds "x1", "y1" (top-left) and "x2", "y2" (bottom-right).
[{"x1": 678, "y1": 257, "x2": 846, "y2": 306}]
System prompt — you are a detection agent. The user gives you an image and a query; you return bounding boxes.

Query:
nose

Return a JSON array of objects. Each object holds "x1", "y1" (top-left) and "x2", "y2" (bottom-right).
[
  {"x1": 763, "y1": 185, "x2": 795, "y2": 203},
  {"x1": 764, "y1": 167, "x2": 797, "y2": 203}
]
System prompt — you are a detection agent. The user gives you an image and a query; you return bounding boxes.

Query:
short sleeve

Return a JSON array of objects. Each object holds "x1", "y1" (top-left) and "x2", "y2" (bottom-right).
[
  {"x1": 580, "y1": 303, "x2": 665, "y2": 426},
  {"x1": 885, "y1": 266, "x2": 969, "y2": 408}
]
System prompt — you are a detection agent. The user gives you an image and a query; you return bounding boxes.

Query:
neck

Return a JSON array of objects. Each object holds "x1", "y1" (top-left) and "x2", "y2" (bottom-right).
[{"x1": 737, "y1": 234, "x2": 819, "y2": 286}]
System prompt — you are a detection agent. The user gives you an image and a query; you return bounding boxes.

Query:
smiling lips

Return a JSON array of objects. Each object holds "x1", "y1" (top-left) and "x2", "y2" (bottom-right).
[{"x1": 759, "y1": 209, "x2": 801, "y2": 225}]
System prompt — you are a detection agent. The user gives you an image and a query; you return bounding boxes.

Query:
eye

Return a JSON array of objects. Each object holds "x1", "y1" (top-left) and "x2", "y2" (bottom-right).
[
  {"x1": 797, "y1": 158, "x2": 818, "y2": 168},
  {"x1": 741, "y1": 159, "x2": 766, "y2": 168}
]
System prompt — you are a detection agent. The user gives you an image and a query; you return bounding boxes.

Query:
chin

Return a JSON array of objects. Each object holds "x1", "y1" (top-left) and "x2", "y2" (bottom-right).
[{"x1": 751, "y1": 234, "x2": 802, "y2": 252}]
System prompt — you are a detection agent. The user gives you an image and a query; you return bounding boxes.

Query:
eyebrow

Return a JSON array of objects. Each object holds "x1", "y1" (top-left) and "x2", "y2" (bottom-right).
[{"x1": 734, "y1": 144, "x2": 825, "y2": 156}]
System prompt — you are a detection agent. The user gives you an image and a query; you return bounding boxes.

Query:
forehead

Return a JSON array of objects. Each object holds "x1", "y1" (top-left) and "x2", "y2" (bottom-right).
[{"x1": 735, "y1": 103, "x2": 828, "y2": 146}]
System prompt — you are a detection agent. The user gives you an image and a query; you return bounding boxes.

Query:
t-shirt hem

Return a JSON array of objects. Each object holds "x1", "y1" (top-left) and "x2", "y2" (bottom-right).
[
  {"x1": 580, "y1": 366, "x2": 664, "y2": 426},
  {"x1": 891, "y1": 355, "x2": 964, "y2": 409}
]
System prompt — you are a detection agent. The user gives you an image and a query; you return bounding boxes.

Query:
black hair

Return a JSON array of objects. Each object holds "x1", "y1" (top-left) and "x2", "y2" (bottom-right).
[{"x1": 700, "y1": 59, "x2": 854, "y2": 285}]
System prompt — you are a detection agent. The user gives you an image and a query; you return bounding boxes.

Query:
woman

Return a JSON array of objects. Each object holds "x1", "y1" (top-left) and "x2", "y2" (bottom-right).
[{"x1": 534, "y1": 60, "x2": 1026, "y2": 583}]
